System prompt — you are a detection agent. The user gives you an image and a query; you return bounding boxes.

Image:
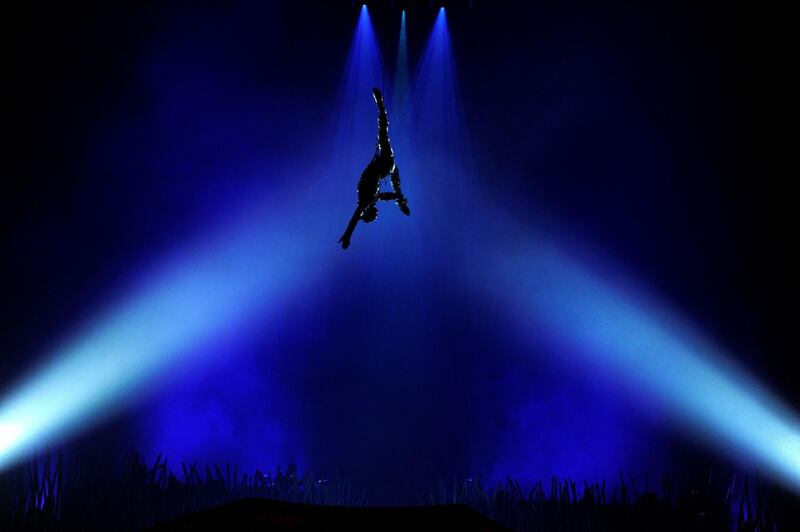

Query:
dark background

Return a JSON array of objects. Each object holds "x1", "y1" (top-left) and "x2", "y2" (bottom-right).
[{"x1": 1, "y1": 1, "x2": 796, "y2": 503}]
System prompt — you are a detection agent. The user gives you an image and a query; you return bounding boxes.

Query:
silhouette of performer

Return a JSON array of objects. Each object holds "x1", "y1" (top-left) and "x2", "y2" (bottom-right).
[{"x1": 339, "y1": 87, "x2": 410, "y2": 249}]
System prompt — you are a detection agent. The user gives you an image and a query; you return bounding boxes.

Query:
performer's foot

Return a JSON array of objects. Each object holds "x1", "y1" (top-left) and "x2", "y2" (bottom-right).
[
  {"x1": 398, "y1": 198, "x2": 410, "y2": 216},
  {"x1": 372, "y1": 87, "x2": 384, "y2": 106}
]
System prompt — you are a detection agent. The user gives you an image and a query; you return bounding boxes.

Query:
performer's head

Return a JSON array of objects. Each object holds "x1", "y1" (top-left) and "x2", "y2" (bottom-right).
[{"x1": 361, "y1": 206, "x2": 378, "y2": 223}]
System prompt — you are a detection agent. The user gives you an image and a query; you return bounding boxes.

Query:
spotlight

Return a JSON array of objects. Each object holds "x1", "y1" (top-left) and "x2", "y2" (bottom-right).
[
  {"x1": 0, "y1": 200, "x2": 324, "y2": 472},
  {"x1": 486, "y1": 238, "x2": 800, "y2": 494},
  {"x1": 0, "y1": 0, "x2": 386, "y2": 473}
]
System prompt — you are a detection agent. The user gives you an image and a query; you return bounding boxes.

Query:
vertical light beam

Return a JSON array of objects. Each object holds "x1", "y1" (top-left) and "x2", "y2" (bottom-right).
[
  {"x1": 413, "y1": 7, "x2": 800, "y2": 492},
  {"x1": 331, "y1": 3, "x2": 386, "y2": 198},
  {"x1": 393, "y1": 11, "x2": 409, "y2": 115},
  {"x1": 412, "y1": 7, "x2": 459, "y2": 154},
  {"x1": 414, "y1": 8, "x2": 800, "y2": 492},
  {"x1": 410, "y1": 5, "x2": 477, "y2": 252},
  {"x1": 1, "y1": 1, "x2": 385, "y2": 473},
  {"x1": 338, "y1": 4, "x2": 385, "y2": 125}
]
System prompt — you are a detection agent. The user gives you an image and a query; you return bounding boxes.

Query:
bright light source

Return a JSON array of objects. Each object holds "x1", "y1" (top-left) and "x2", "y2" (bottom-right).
[
  {"x1": 410, "y1": 2, "x2": 800, "y2": 493},
  {"x1": 0, "y1": 201, "x2": 324, "y2": 471},
  {"x1": 487, "y1": 238, "x2": 800, "y2": 493},
  {"x1": 0, "y1": 1, "x2": 384, "y2": 473}
]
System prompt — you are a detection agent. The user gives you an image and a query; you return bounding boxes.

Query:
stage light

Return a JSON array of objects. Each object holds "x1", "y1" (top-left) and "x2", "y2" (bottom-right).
[
  {"x1": 0, "y1": 1, "x2": 384, "y2": 473},
  {"x1": 486, "y1": 237, "x2": 800, "y2": 493},
  {"x1": 392, "y1": 8, "x2": 409, "y2": 136},
  {"x1": 333, "y1": 0, "x2": 384, "y2": 201},
  {"x1": 4, "y1": 0, "x2": 797, "y2": 501},
  {"x1": 412, "y1": 1, "x2": 459, "y2": 155},
  {"x1": 0, "y1": 198, "x2": 326, "y2": 472},
  {"x1": 409, "y1": 2, "x2": 800, "y2": 492},
  {"x1": 337, "y1": 1, "x2": 383, "y2": 122}
]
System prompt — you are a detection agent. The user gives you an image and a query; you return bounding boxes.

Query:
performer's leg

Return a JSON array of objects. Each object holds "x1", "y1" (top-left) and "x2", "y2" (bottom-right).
[
  {"x1": 373, "y1": 88, "x2": 393, "y2": 159},
  {"x1": 390, "y1": 166, "x2": 410, "y2": 215}
]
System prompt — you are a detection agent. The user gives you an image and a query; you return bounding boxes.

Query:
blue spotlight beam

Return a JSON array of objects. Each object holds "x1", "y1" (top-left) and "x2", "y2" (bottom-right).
[
  {"x1": 406, "y1": 5, "x2": 800, "y2": 492},
  {"x1": 412, "y1": 7, "x2": 460, "y2": 155},
  {"x1": 409, "y1": 6, "x2": 479, "y2": 258},
  {"x1": 393, "y1": 10, "x2": 409, "y2": 113},
  {"x1": 0, "y1": 199, "x2": 325, "y2": 471},
  {"x1": 484, "y1": 235, "x2": 800, "y2": 493},
  {"x1": 388, "y1": 10, "x2": 412, "y2": 185},
  {"x1": 0, "y1": 4, "x2": 389, "y2": 472},
  {"x1": 337, "y1": 5, "x2": 385, "y2": 123},
  {"x1": 332, "y1": 3, "x2": 386, "y2": 190}
]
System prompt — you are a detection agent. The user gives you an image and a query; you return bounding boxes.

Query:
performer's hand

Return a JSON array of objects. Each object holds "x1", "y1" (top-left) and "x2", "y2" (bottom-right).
[
  {"x1": 338, "y1": 236, "x2": 350, "y2": 250},
  {"x1": 399, "y1": 199, "x2": 410, "y2": 216}
]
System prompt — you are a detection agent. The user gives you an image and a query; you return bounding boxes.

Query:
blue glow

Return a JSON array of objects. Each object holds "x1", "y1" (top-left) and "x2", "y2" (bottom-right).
[
  {"x1": 409, "y1": 11, "x2": 647, "y2": 483},
  {"x1": 412, "y1": 7, "x2": 461, "y2": 159},
  {"x1": 393, "y1": 10, "x2": 408, "y2": 110},
  {"x1": 129, "y1": 8, "x2": 390, "y2": 474},
  {"x1": 2, "y1": 3, "x2": 799, "y2": 501},
  {"x1": 485, "y1": 235, "x2": 800, "y2": 493},
  {"x1": 0, "y1": 196, "x2": 326, "y2": 471},
  {"x1": 333, "y1": 3, "x2": 385, "y2": 174},
  {"x1": 409, "y1": 6, "x2": 800, "y2": 492},
  {"x1": 0, "y1": 3, "x2": 391, "y2": 475},
  {"x1": 340, "y1": 4, "x2": 383, "y2": 109}
]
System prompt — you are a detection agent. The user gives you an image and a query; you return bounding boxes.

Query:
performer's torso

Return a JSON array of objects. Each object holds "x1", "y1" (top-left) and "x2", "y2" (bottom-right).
[{"x1": 357, "y1": 154, "x2": 394, "y2": 205}]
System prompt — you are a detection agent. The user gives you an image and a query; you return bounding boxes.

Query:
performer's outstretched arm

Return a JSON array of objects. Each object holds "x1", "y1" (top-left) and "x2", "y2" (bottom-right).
[
  {"x1": 390, "y1": 166, "x2": 410, "y2": 215},
  {"x1": 338, "y1": 208, "x2": 361, "y2": 249}
]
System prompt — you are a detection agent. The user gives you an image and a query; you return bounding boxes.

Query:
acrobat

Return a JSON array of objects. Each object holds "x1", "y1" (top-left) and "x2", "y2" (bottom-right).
[{"x1": 338, "y1": 88, "x2": 410, "y2": 250}]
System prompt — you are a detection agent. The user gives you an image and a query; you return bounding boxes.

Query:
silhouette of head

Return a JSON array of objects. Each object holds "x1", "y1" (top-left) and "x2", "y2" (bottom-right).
[{"x1": 362, "y1": 206, "x2": 378, "y2": 223}]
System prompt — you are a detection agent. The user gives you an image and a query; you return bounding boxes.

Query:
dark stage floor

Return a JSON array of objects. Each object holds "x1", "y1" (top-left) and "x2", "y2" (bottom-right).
[{"x1": 149, "y1": 498, "x2": 507, "y2": 532}]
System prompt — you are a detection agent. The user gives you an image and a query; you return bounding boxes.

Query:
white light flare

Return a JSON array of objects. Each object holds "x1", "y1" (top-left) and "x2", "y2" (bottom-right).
[
  {"x1": 0, "y1": 201, "x2": 325, "y2": 471},
  {"x1": 488, "y1": 238, "x2": 800, "y2": 493}
]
